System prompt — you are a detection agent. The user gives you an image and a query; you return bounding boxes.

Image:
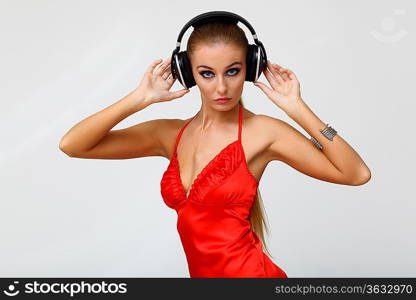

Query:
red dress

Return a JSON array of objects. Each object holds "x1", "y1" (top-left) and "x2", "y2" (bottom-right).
[{"x1": 160, "y1": 103, "x2": 288, "y2": 278}]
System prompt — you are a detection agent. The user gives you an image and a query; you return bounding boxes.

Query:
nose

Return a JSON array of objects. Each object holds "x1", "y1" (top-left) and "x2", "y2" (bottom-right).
[{"x1": 216, "y1": 75, "x2": 227, "y2": 94}]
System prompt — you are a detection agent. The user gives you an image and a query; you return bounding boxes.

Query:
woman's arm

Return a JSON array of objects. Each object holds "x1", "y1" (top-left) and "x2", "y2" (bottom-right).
[
  {"x1": 59, "y1": 57, "x2": 190, "y2": 158},
  {"x1": 264, "y1": 102, "x2": 371, "y2": 186},
  {"x1": 254, "y1": 60, "x2": 371, "y2": 185},
  {"x1": 286, "y1": 99, "x2": 371, "y2": 183},
  {"x1": 59, "y1": 90, "x2": 148, "y2": 156}
]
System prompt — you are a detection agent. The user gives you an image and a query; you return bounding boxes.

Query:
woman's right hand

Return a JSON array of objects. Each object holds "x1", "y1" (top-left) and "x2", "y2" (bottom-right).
[{"x1": 132, "y1": 57, "x2": 190, "y2": 105}]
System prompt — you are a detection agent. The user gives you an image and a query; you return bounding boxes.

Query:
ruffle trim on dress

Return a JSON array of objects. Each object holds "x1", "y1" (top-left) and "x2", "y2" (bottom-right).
[
  {"x1": 189, "y1": 141, "x2": 243, "y2": 205},
  {"x1": 160, "y1": 155, "x2": 187, "y2": 209}
]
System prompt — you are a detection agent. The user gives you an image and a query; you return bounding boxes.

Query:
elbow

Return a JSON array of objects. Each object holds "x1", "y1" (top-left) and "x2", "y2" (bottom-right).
[
  {"x1": 349, "y1": 169, "x2": 371, "y2": 186},
  {"x1": 59, "y1": 139, "x2": 74, "y2": 157},
  {"x1": 59, "y1": 146, "x2": 73, "y2": 157}
]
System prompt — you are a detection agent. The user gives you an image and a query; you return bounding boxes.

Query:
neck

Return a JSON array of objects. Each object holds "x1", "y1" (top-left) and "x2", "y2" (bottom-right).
[{"x1": 194, "y1": 101, "x2": 240, "y2": 131}]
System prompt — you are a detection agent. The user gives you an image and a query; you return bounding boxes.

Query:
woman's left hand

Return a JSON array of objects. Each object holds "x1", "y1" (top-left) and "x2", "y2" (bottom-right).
[{"x1": 253, "y1": 60, "x2": 303, "y2": 115}]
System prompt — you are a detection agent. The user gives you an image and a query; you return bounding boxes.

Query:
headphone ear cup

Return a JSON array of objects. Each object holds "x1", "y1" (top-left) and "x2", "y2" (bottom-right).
[
  {"x1": 257, "y1": 45, "x2": 267, "y2": 78},
  {"x1": 245, "y1": 44, "x2": 267, "y2": 82},
  {"x1": 174, "y1": 51, "x2": 196, "y2": 89},
  {"x1": 245, "y1": 44, "x2": 257, "y2": 82}
]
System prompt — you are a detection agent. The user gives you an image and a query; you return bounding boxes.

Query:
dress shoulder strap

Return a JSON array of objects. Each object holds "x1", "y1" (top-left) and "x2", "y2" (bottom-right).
[
  {"x1": 238, "y1": 102, "x2": 243, "y2": 142},
  {"x1": 173, "y1": 116, "x2": 196, "y2": 156}
]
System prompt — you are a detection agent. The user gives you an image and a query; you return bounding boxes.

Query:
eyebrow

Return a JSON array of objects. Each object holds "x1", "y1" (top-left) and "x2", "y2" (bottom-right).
[{"x1": 197, "y1": 62, "x2": 242, "y2": 69}]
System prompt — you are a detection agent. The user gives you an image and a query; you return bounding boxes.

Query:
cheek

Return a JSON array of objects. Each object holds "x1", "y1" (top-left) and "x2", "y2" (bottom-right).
[
  {"x1": 232, "y1": 70, "x2": 245, "y2": 86},
  {"x1": 195, "y1": 77, "x2": 209, "y2": 87},
  {"x1": 231, "y1": 74, "x2": 245, "y2": 89},
  {"x1": 194, "y1": 80, "x2": 212, "y2": 95}
]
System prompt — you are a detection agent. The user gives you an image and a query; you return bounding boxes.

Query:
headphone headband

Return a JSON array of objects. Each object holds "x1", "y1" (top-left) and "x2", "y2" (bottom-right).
[{"x1": 174, "y1": 11, "x2": 259, "y2": 53}]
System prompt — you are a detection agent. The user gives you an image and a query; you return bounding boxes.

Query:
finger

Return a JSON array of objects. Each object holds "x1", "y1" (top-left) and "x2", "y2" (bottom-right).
[
  {"x1": 166, "y1": 73, "x2": 176, "y2": 86},
  {"x1": 154, "y1": 60, "x2": 168, "y2": 75},
  {"x1": 253, "y1": 81, "x2": 274, "y2": 99},
  {"x1": 146, "y1": 59, "x2": 163, "y2": 74},
  {"x1": 284, "y1": 68, "x2": 297, "y2": 81},
  {"x1": 161, "y1": 65, "x2": 171, "y2": 80},
  {"x1": 263, "y1": 68, "x2": 279, "y2": 88},
  {"x1": 272, "y1": 66, "x2": 285, "y2": 84},
  {"x1": 273, "y1": 63, "x2": 290, "y2": 81},
  {"x1": 168, "y1": 89, "x2": 190, "y2": 100},
  {"x1": 166, "y1": 74, "x2": 176, "y2": 89},
  {"x1": 271, "y1": 63, "x2": 288, "y2": 81},
  {"x1": 154, "y1": 57, "x2": 170, "y2": 76},
  {"x1": 267, "y1": 60, "x2": 285, "y2": 84},
  {"x1": 273, "y1": 63, "x2": 284, "y2": 72},
  {"x1": 279, "y1": 67, "x2": 290, "y2": 81},
  {"x1": 161, "y1": 57, "x2": 172, "y2": 73},
  {"x1": 266, "y1": 61, "x2": 285, "y2": 85}
]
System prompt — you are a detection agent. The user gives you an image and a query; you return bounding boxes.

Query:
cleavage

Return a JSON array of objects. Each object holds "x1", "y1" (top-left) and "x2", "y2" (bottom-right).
[{"x1": 177, "y1": 132, "x2": 238, "y2": 197}]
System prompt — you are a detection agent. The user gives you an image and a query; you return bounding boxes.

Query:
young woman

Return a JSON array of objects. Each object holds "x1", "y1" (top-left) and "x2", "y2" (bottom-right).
[{"x1": 59, "y1": 21, "x2": 371, "y2": 278}]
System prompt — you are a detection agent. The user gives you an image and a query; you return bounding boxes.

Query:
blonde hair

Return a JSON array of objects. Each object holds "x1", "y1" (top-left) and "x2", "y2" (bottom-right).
[{"x1": 187, "y1": 21, "x2": 275, "y2": 259}]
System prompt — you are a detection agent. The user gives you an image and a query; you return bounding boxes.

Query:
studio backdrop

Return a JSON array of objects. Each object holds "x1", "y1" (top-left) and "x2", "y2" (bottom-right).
[{"x1": 0, "y1": 0, "x2": 414, "y2": 277}]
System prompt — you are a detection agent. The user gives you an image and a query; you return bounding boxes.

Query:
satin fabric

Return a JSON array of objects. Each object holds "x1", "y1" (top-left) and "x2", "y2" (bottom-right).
[{"x1": 160, "y1": 103, "x2": 287, "y2": 278}]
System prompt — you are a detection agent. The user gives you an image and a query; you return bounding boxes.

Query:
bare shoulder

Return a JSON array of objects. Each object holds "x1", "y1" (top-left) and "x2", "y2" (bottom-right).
[
  {"x1": 158, "y1": 117, "x2": 193, "y2": 160},
  {"x1": 242, "y1": 109, "x2": 288, "y2": 144},
  {"x1": 241, "y1": 109, "x2": 299, "y2": 160},
  {"x1": 242, "y1": 107, "x2": 282, "y2": 126},
  {"x1": 254, "y1": 112, "x2": 296, "y2": 138}
]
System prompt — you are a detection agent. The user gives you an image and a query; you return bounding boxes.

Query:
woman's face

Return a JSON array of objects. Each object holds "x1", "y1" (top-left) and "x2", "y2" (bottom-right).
[{"x1": 190, "y1": 42, "x2": 246, "y2": 110}]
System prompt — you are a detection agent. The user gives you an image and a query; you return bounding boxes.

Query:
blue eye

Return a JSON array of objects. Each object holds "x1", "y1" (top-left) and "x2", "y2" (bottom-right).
[
  {"x1": 199, "y1": 68, "x2": 241, "y2": 79},
  {"x1": 227, "y1": 68, "x2": 239, "y2": 76}
]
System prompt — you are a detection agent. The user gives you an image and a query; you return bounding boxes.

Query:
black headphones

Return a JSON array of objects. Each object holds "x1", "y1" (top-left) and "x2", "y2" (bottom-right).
[{"x1": 171, "y1": 11, "x2": 268, "y2": 89}]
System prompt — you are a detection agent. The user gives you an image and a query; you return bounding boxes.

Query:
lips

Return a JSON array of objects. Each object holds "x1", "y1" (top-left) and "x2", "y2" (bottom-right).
[{"x1": 215, "y1": 97, "x2": 231, "y2": 101}]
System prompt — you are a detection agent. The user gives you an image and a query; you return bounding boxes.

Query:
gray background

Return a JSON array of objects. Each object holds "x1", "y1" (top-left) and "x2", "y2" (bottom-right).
[{"x1": 0, "y1": 0, "x2": 414, "y2": 277}]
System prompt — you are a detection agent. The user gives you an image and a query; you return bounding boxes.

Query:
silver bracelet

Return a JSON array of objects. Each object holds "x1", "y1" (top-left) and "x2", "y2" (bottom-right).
[
  {"x1": 310, "y1": 124, "x2": 338, "y2": 150},
  {"x1": 320, "y1": 123, "x2": 338, "y2": 141},
  {"x1": 310, "y1": 136, "x2": 323, "y2": 150}
]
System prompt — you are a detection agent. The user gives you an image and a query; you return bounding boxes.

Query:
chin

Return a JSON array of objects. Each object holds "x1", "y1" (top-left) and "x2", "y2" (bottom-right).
[{"x1": 212, "y1": 100, "x2": 238, "y2": 110}]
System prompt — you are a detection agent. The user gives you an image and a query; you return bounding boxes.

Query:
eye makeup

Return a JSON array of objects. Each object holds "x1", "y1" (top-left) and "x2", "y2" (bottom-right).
[{"x1": 199, "y1": 68, "x2": 241, "y2": 79}]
